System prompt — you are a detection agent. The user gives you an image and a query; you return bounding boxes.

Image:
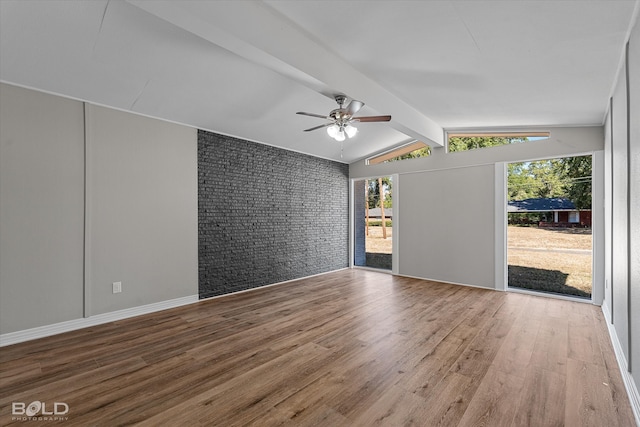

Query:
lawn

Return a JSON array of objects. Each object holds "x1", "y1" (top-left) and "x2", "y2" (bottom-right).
[
  {"x1": 365, "y1": 225, "x2": 392, "y2": 254},
  {"x1": 508, "y1": 225, "x2": 592, "y2": 250},
  {"x1": 508, "y1": 226, "x2": 592, "y2": 298},
  {"x1": 365, "y1": 224, "x2": 593, "y2": 298}
]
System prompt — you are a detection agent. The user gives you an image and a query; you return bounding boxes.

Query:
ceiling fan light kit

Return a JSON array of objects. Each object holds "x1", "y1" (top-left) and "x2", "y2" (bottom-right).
[
  {"x1": 327, "y1": 123, "x2": 357, "y2": 141},
  {"x1": 297, "y1": 95, "x2": 391, "y2": 142},
  {"x1": 344, "y1": 124, "x2": 357, "y2": 138}
]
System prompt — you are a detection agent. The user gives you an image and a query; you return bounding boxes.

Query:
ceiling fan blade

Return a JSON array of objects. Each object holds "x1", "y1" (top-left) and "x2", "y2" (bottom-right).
[
  {"x1": 297, "y1": 112, "x2": 329, "y2": 119},
  {"x1": 304, "y1": 123, "x2": 332, "y2": 132},
  {"x1": 352, "y1": 115, "x2": 392, "y2": 122},
  {"x1": 345, "y1": 99, "x2": 364, "y2": 116}
]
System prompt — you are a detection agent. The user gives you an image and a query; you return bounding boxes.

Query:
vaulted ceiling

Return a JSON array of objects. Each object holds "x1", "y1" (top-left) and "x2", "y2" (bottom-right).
[{"x1": 1, "y1": 1, "x2": 637, "y2": 163}]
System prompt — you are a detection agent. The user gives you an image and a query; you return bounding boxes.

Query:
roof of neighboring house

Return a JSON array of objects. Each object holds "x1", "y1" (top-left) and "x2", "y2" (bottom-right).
[
  {"x1": 367, "y1": 207, "x2": 393, "y2": 218},
  {"x1": 507, "y1": 198, "x2": 575, "y2": 212}
]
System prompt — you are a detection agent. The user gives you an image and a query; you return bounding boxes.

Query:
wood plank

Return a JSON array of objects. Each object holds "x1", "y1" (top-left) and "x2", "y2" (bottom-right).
[
  {"x1": 489, "y1": 296, "x2": 542, "y2": 379},
  {"x1": 350, "y1": 385, "x2": 431, "y2": 426},
  {"x1": 590, "y1": 308, "x2": 637, "y2": 425},
  {"x1": 0, "y1": 269, "x2": 634, "y2": 426},
  {"x1": 417, "y1": 372, "x2": 477, "y2": 426},
  {"x1": 456, "y1": 368, "x2": 524, "y2": 427},
  {"x1": 529, "y1": 316, "x2": 569, "y2": 375},
  {"x1": 512, "y1": 367, "x2": 566, "y2": 427},
  {"x1": 136, "y1": 342, "x2": 333, "y2": 427},
  {"x1": 565, "y1": 358, "x2": 633, "y2": 427}
]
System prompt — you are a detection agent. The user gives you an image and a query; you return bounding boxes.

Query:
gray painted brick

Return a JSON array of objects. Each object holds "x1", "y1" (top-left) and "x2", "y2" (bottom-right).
[{"x1": 198, "y1": 130, "x2": 349, "y2": 299}]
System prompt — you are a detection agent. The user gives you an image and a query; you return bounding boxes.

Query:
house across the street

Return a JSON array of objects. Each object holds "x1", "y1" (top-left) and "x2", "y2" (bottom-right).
[
  {"x1": 366, "y1": 207, "x2": 393, "y2": 220},
  {"x1": 508, "y1": 197, "x2": 592, "y2": 228}
]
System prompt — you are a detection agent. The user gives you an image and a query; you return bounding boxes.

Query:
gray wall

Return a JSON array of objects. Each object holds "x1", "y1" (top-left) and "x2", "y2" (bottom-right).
[
  {"x1": 611, "y1": 51, "x2": 630, "y2": 360},
  {"x1": 87, "y1": 105, "x2": 198, "y2": 315},
  {"x1": 398, "y1": 165, "x2": 495, "y2": 288},
  {"x1": 0, "y1": 84, "x2": 198, "y2": 334},
  {"x1": 604, "y1": 16, "x2": 640, "y2": 402},
  {"x1": 601, "y1": 14, "x2": 640, "y2": 412},
  {"x1": 198, "y1": 130, "x2": 349, "y2": 298},
  {"x1": 0, "y1": 84, "x2": 85, "y2": 332}
]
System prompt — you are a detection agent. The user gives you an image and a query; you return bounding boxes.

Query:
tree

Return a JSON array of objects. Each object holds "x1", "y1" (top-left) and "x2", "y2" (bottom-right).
[
  {"x1": 449, "y1": 136, "x2": 527, "y2": 152},
  {"x1": 554, "y1": 155, "x2": 592, "y2": 209},
  {"x1": 507, "y1": 156, "x2": 592, "y2": 209},
  {"x1": 507, "y1": 160, "x2": 564, "y2": 201},
  {"x1": 367, "y1": 177, "x2": 392, "y2": 209},
  {"x1": 387, "y1": 146, "x2": 431, "y2": 162},
  {"x1": 449, "y1": 136, "x2": 592, "y2": 210}
]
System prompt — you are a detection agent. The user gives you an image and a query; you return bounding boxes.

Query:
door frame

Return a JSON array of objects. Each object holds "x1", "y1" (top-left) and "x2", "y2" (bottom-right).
[{"x1": 495, "y1": 152, "x2": 603, "y2": 304}]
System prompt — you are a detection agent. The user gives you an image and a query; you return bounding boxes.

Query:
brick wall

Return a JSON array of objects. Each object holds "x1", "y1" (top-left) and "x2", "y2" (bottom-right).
[{"x1": 198, "y1": 130, "x2": 349, "y2": 298}]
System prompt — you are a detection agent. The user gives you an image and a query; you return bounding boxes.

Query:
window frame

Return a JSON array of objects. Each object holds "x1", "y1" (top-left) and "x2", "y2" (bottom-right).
[
  {"x1": 366, "y1": 141, "x2": 429, "y2": 165},
  {"x1": 446, "y1": 131, "x2": 550, "y2": 153}
]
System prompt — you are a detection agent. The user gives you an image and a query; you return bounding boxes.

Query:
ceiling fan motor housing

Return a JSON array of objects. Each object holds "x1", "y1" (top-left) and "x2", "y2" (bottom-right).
[{"x1": 296, "y1": 95, "x2": 390, "y2": 133}]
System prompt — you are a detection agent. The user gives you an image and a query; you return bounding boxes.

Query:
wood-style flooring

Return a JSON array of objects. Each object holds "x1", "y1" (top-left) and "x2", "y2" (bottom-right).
[{"x1": 1, "y1": 269, "x2": 636, "y2": 426}]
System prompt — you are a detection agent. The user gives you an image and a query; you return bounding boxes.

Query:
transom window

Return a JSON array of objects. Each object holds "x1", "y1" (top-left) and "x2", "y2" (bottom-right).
[
  {"x1": 366, "y1": 141, "x2": 430, "y2": 165},
  {"x1": 448, "y1": 132, "x2": 550, "y2": 153}
]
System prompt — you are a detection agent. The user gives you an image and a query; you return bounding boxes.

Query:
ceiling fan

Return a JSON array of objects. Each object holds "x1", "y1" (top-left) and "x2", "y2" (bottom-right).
[{"x1": 297, "y1": 95, "x2": 391, "y2": 141}]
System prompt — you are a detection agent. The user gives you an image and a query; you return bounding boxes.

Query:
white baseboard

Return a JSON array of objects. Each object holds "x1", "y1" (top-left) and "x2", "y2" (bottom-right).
[
  {"x1": 394, "y1": 273, "x2": 497, "y2": 291},
  {"x1": 0, "y1": 268, "x2": 350, "y2": 347},
  {"x1": 601, "y1": 306, "x2": 640, "y2": 426},
  {"x1": 507, "y1": 286, "x2": 593, "y2": 304},
  {"x1": 602, "y1": 299, "x2": 612, "y2": 323},
  {"x1": 0, "y1": 295, "x2": 199, "y2": 347}
]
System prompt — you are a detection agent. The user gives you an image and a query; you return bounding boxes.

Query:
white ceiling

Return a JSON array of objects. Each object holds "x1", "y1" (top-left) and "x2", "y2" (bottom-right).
[{"x1": 1, "y1": 0, "x2": 637, "y2": 163}]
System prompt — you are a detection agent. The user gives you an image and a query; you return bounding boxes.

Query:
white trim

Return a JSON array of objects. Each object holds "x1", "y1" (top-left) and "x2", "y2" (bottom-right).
[
  {"x1": 602, "y1": 299, "x2": 613, "y2": 324},
  {"x1": 0, "y1": 268, "x2": 350, "y2": 347},
  {"x1": 83, "y1": 102, "x2": 93, "y2": 318},
  {"x1": 495, "y1": 162, "x2": 507, "y2": 291},
  {"x1": 507, "y1": 287, "x2": 592, "y2": 304},
  {"x1": 395, "y1": 273, "x2": 499, "y2": 291},
  {"x1": 353, "y1": 266, "x2": 393, "y2": 274},
  {"x1": 0, "y1": 295, "x2": 199, "y2": 347},
  {"x1": 364, "y1": 138, "x2": 421, "y2": 165},
  {"x1": 602, "y1": 306, "x2": 640, "y2": 426},
  {"x1": 592, "y1": 150, "x2": 605, "y2": 306},
  {"x1": 391, "y1": 174, "x2": 399, "y2": 275},
  {"x1": 349, "y1": 178, "x2": 355, "y2": 268}
]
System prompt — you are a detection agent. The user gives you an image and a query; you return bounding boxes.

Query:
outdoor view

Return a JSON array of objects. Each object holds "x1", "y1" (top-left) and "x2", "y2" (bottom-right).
[
  {"x1": 507, "y1": 155, "x2": 593, "y2": 298},
  {"x1": 357, "y1": 135, "x2": 593, "y2": 299},
  {"x1": 363, "y1": 177, "x2": 392, "y2": 270}
]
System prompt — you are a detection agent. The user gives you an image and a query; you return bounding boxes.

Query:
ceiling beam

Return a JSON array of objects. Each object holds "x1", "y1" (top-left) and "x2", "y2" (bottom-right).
[{"x1": 127, "y1": 0, "x2": 444, "y2": 147}]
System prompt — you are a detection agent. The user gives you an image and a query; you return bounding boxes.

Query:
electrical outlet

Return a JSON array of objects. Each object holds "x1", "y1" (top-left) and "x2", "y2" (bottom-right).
[{"x1": 112, "y1": 281, "x2": 122, "y2": 294}]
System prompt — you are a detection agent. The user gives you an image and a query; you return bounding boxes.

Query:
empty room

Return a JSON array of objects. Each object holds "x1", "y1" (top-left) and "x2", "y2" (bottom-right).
[{"x1": 1, "y1": 1, "x2": 639, "y2": 426}]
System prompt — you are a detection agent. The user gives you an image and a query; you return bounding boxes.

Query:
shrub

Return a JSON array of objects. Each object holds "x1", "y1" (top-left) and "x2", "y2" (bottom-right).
[{"x1": 367, "y1": 220, "x2": 392, "y2": 227}]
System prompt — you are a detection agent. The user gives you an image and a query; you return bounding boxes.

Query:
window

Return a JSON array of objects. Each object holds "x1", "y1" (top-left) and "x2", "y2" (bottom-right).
[
  {"x1": 448, "y1": 132, "x2": 549, "y2": 153},
  {"x1": 367, "y1": 141, "x2": 430, "y2": 165},
  {"x1": 506, "y1": 154, "x2": 593, "y2": 299},
  {"x1": 569, "y1": 211, "x2": 579, "y2": 223}
]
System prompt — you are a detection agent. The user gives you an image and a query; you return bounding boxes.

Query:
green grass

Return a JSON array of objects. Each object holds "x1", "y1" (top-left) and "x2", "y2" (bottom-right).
[{"x1": 367, "y1": 220, "x2": 392, "y2": 227}]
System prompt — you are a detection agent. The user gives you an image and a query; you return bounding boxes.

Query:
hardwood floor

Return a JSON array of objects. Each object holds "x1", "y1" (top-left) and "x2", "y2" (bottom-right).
[{"x1": 1, "y1": 269, "x2": 635, "y2": 426}]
